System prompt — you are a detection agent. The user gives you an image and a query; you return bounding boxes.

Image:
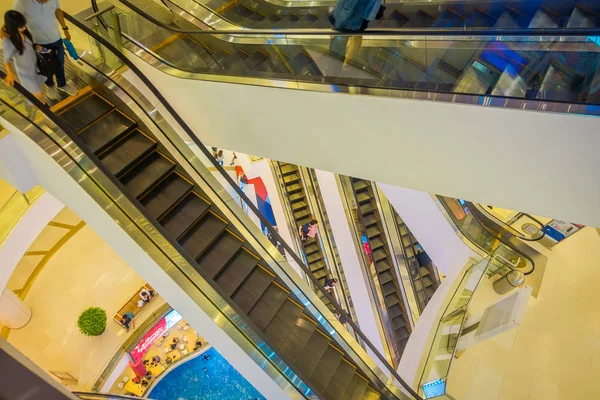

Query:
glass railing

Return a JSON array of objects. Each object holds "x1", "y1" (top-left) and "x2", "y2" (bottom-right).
[
  {"x1": 417, "y1": 253, "x2": 494, "y2": 399},
  {"x1": 0, "y1": 65, "x2": 312, "y2": 400},
  {"x1": 476, "y1": 205, "x2": 547, "y2": 241},
  {"x1": 437, "y1": 196, "x2": 535, "y2": 275},
  {"x1": 74, "y1": 392, "x2": 150, "y2": 399},
  {"x1": 157, "y1": 0, "x2": 600, "y2": 31},
  {"x1": 0, "y1": 11, "x2": 422, "y2": 399},
  {"x1": 85, "y1": 0, "x2": 600, "y2": 116}
]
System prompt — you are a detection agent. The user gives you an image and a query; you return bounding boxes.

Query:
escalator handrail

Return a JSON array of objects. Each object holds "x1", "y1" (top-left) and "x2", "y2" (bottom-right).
[
  {"x1": 0, "y1": 72, "x2": 317, "y2": 400},
  {"x1": 110, "y1": 0, "x2": 600, "y2": 37},
  {"x1": 65, "y1": 12, "x2": 422, "y2": 400},
  {"x1": 480, "y1": 207, "x2": 546, "y2": 242},
  {"x1": 438, "y1": 196, "x2": 535, "y2": 275}
]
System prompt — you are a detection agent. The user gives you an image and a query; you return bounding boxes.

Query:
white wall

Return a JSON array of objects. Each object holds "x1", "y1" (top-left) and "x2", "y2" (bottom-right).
[
  {"x1": 0, "y1": 122, "x2": 294, "y2": 399},
  {"x1": 378, "y1": 183, "x2": 479, "y2": 276},
  {"x1": 127, "y1": 55, "x2": 600, "y2": 227}
]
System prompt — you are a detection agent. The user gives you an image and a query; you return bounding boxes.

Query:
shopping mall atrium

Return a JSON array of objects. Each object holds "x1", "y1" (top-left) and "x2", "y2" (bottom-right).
[{"x1": 0, "y1": 0, "x2": 599, "y2": 399}]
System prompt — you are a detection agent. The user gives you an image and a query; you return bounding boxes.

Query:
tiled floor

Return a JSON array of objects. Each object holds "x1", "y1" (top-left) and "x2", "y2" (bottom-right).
[
  {"x1": 447, "y1": 227, "x2": 600, "y2": 400},
  {"x1": 7, "y1": 224, "x2": 165, "y2": 390}
]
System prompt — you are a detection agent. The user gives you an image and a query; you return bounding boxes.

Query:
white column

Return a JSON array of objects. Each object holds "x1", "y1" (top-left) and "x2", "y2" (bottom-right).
[
  {"x1": 314, "y1": 169, "x2": 388, "y2": 370},
  {"x1": 0, "y1": 289, "x2": 31, "y2": 329}
]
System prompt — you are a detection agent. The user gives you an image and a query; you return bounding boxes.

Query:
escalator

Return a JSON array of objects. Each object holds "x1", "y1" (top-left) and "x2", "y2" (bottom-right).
[
  {"x1": 438, "y1": 196, "x2": 540, "y2": 277},
  {"x1": 275, "y1": 162, "x2": 338, "y2": 314},
  {"x1": 168, "y1": 0, "x2": 600, "y2": 30},
  {"x1": 88, "y1": 0, "x2": 600, "y2": 108},
  {"x1": 350, "y1": 179, "x2": 411, "y2": 356},
  {"x1": 53, "y1": 89, "x2": 381, "y2": 400},
  {"x1": 0, "y1": 17, "x2": 422, "y2": 400},
  {"x1": 392, "y1": 212, "x2": 440, "y2": 313}
]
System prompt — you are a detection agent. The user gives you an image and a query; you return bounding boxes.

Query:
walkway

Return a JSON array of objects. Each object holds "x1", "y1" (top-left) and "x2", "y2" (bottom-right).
[
  {"x1": 448, "y1": 227, "x2": 600, "y2": 400},
  {"x1": 8, "y1": 222, "x2": 165, "y2": 390}
]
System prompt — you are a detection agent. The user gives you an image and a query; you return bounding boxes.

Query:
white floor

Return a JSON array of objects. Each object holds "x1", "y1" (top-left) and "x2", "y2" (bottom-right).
[
  {"x1": 8, "y1": 224, "x2": 165, "y2": 390},
  {"x1": 447, "y1": 227, "x2": 600, "y2": 400}
]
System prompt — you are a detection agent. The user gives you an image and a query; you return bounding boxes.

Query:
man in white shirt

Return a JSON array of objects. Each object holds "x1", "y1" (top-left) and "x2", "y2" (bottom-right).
[{"x1": 13, "y1": 0, "x2": 77, "y2": 98}]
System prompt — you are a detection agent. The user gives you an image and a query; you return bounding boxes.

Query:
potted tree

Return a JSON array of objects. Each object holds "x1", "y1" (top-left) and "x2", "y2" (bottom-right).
[{"x1": 77, "y1": 307, "x2": 107, "y2": 337}]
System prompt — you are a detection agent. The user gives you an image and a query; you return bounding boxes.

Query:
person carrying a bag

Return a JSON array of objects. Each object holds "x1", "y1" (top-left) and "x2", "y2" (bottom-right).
[
  {"x1": 3, "y1": 10, "x2": 45, "y2": 103},
  {"x1": 13, "y1": 0, "x2": 77, "y2": 99}
]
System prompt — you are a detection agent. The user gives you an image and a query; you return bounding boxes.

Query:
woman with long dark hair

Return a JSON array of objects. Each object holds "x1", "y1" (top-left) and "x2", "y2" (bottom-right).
[{"x1": 3, "y1": 10, "x2": 45, "y2": 102}]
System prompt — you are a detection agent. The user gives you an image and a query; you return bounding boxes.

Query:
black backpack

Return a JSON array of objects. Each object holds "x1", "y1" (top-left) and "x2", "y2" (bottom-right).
[{"x1": 36, "y1": 49, "x2": 59, "y2": 80}]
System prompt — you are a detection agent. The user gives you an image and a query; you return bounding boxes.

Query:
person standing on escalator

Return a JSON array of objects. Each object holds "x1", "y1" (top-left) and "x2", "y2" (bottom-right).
[
  {"x1": 329, "y1": 0, "x2": 385, "y2": 66},
  {"x1": 12, "y1": 0, "x2": 77, "y2": 99}
]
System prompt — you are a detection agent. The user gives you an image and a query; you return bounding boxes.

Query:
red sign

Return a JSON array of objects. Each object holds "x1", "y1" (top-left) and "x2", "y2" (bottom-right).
[{"x1": 130, "y1": 318, "x2": 167, "y2": 363}]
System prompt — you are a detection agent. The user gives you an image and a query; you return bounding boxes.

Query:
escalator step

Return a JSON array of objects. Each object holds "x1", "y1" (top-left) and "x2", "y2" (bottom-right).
[
  {"x1": 58, "y1": 93, "x2": 113, "y2": 133},
  {"x1": 355, "y1": 191, "x2": 373, "y2": 203},
  {"x1": 231, "y1": 266, "x2": 274, "y2": 313},
  {"x1": 382, "y1": 281, "x2": 397, "y2": 296},
  {"x1": 369, "y1": 237, "x2": 385, "y2": 250},
  {"x1": 372, "y1": 249, "x2": 388, "y2": 263},
  {"x1": 79, "y1": 110, "x2": 136, "y2": 155},
  {"x1": 180, "y1": 212, "x2": 227, "y2": 259},
  {"x1": 140, "y1": 173, "x2": 193, "y2": 220},
  {"x1": 99, "y1": 130, "x2": 156, "y2": 177},
  {"x1": 248, "y1": 283, "x2": 289, "y2": 330},
  {"x1": 119, "y1": 152, "x2": 176, "y2": 199},
  {"x1": 324, "y1": 358, "x2": 357, "y2": 399},
  {"x1": 303, "y1": 242, "x2": 320, "y2": 255},
  {"x1": 275, "y1": 314, "x2": 318, "y2": 362},
  {"x1": 294, "y1": 329, "x2": 331, "y2": 377},
  {"x1": 291, "y1": 200, "x2": 308, "y2": 211},
  {"x1": 363, "y1": 386, "x2": 382, "y2": 400},
  {"x1": 342, "y1": 374, "x2": 368, "y2": 400},
  {"x1": 222, "y1": 51, "x2": 251, "y2": 73},
  {"x1": 160, "y1": 193, "x2": 211, "y2": 239},
  {"x1": 425, "y1": 286, "x2": 436, "y2": 299},
  {"x1": 351, "y1": 179, "x2": 369, "y2": 191},
  {"x1": 245, "y1": 51, "x2": 270, "y2": 70},
  {"x1": 307, "y1": 253, "x2": 324, "y2": 264},
  {"x1": 375, "y1": 260, "x2": 391, "y2": 274},
  {"x1": 391, "y1": 315, "x2": 407, "y2": 331},
  {"x1": 379, "y1": 270, "x2": 394, "y2": 285},
  {"x1": 294, "y1": 208, "x2": 311, "y2": 220},
  {"x1": 283, "y1": 173, "x2": 300, "y2": 184},
  {"x1": 366, "y1": 226, "x2": 382, "y2": 238},
  {"x1": 360, "y1": 202, "x2": 376, "y2": 215},
  {"x1": 264, "y1": 299, "x2": 305, "y2": 348},
  {"x1": 198, "y1": 232, "x2": 244, "y2": 278},
  {"x1": 384, "y1": 293, "x2": 401, "y2": 308},
  {"x1": 215, "y1": 249, "x2": 259, "y2": 296},
  {"x1": 388, "y1": 304, "x2": 404, "y2": 319},
  {"x1": 279, "y1": 164, "x2": 297, "y2": 175},
  {"x1": 395, "y1": 326, "x2": 411, "y2": 342},
  {"x1": 309, "y1": 345, "x2": 343, "y2": 393},
  {"x1": 362, "y1": 214, "x2": 379, "y2": 227},
  {"x1": 288, "y1": 192, "x2": 304, "y2": 203},
  {"x1": 286, "y1": 183, "x2": 303, "y2": 193}
]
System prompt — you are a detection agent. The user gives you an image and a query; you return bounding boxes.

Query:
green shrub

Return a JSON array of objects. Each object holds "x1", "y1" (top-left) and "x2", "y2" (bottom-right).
[{"x1": 77, "y1": 307, "x2": 107, "y2": 337}]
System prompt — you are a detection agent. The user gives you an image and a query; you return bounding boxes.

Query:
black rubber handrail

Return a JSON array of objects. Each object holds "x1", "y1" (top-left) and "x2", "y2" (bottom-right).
[
  {"x1": 0, "y1": 74, "x2": 316, "y2": 400},
  {"x1": 437, "y1": 196, "x2": 536, "y2": 275},
  {"x1": 107, "y1": 0, "x2": 600, "y2": 36},
  {"x1": 63, "y1": 11, "x2": 422, "y2": 400}
]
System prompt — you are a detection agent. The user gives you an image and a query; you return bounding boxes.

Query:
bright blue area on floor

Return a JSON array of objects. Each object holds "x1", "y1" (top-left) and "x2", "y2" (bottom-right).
[{"x1": 149, "y1": 348, "x2": 265, "y2": 400}]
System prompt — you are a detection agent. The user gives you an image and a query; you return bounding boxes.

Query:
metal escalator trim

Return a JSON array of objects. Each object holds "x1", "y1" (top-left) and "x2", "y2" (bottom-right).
[
  {"x1": 0, "y1": 81, "x2": 309, "y2": 399},
  {"x1": 66, "y1": 15, "x2": 422, "y2": 399},
  {"x1": 113, "y1": 0, "x2": 600, "y2": 36},
  {"x1": 89, "y1": 1, "x2": 600, "y2": 116}
]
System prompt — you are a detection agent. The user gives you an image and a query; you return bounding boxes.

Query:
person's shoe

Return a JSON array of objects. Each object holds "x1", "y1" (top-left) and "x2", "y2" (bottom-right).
[
  {"x1": 57, "y1": 83, "x2": 78, "y2": 97},
  {"x1": 46, "y1": 85, "x2": 59, "y2": 100}
]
